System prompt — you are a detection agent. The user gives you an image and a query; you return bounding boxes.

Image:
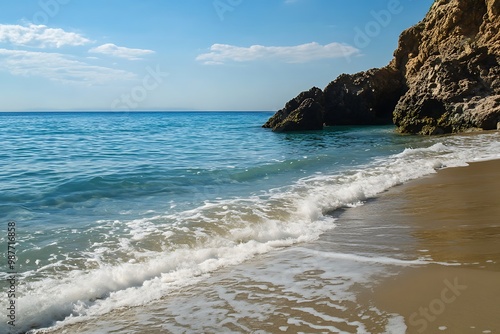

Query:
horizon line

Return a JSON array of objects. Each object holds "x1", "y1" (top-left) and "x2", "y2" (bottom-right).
[{"x1": 0, "y1": 110, "x2": 275, "y2": 113}]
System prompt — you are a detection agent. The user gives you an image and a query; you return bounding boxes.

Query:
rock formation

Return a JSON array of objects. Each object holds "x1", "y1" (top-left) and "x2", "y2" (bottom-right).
[
  {"x1": 322, "y1": 67, "x2": 405, "y2": 126},
  {"x1": 263, "y1": 87, "x2": 324, "y2": 130},
  {"x1": 392, "y1": 0, "x2": 500, "y2": 134},
  {"x1": 271, "y1": 98, "x2": 324, "y2": 132},
  {"x1": 263, "y1": 0, "x2": 500, "y2": 134}
]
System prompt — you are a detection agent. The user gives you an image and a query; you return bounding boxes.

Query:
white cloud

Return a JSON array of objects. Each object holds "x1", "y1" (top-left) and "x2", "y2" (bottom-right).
[
  {"x1": 89, "y1": 43, "x2": 155, "y2": 60},
  {"x1": 0, "y1": 24, "x2": 91, "y2": 48},
  {"x1": 196, "y1": 42, "x2": 359, "y2": 65},
  {"x1": 0, "y1": 49, "x2": 136, "y2": 84}
]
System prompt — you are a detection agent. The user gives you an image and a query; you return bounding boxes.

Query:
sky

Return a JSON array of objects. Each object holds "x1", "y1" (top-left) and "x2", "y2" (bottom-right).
[{"x1": 0, "y1": 0, "x2": 434, "y2": 111}]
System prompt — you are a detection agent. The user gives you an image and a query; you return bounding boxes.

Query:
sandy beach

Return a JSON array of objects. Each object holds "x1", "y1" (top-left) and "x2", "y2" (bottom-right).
[
  {"x1": 366, "y1": 159, "x2": 500, "y2": 333},
  {"x1": 36, "y1": 153, "x2": 500, "y2": 334}
]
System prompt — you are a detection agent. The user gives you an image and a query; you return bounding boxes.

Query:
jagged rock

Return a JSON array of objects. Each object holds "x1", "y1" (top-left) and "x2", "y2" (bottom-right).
[
  {"x1": 263, "y1": 87, "x2": 323, "y2": 129},
  {"x1": 264, "y1": 0, "x2": 500, "y2": 134},
  {"x1": 393, "y1": 0, "x2": 500, "y2": 134},
  {"x1": 263, "y1": 67, "x2": 403, "y2": 131},
  {"x1": 323, "y1": 66, "x2": 405, "y2": 125},
  {"x1": 271, "y1": 98, "x2": 324, "y2": 132}
]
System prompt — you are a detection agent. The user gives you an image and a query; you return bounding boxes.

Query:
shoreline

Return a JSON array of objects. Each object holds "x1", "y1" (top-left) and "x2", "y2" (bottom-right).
[
  {"x1": 26, "y1": 152, "x2": 500, "y2": 334},
  {"x1": 363, "y1": 159, "x2": 500, "y2": 333}
]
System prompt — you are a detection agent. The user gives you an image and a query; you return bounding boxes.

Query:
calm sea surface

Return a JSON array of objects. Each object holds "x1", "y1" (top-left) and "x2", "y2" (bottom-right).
[{"x1": 0, "y1": 112, "x2": 499, "y2": 333}]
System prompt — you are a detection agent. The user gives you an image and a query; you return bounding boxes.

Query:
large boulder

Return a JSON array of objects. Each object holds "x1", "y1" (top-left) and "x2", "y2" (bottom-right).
[
  {"x1": 270, "y1": 98, "x2": 324, "y2": 132},
  {"x1": 263, "y1": 87, "x2": 323, "y2": 130}
]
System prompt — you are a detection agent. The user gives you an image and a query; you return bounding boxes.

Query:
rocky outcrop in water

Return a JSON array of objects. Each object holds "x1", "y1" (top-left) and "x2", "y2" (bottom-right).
[
  {"x1": 262, "y1": 87, "x2": 324, "y2": 131},
  {"x1": 263, "y1": 0, "x2": 500, "y2": 134},
  {"x1": 271, "y1": 97, "x2": 324, "y2": 132}
]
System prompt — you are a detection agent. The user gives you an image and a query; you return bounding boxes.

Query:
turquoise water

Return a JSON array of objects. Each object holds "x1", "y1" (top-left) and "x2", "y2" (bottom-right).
[
  {"x1": 0, "y1": 112, "x2": 499, "y2": 333},
  {"x1": 0, "y1": 112, "x2": 415, "y2": 228}
]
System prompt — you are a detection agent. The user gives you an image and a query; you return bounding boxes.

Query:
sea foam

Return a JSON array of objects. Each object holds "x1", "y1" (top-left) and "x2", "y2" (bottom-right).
[{"x1": 2, "y1": 132, "x2": 499, "y2": 334}]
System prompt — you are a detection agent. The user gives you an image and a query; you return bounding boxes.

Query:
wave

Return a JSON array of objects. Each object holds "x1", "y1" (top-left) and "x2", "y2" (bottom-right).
[{"x1": 2, "y1": 132, "x2": 499, "y2": 333}]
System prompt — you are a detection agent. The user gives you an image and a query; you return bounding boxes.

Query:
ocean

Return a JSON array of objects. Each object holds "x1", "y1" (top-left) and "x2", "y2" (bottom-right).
[{"x1": 0, "y1": 111, "x2": 499, "y2": 334}]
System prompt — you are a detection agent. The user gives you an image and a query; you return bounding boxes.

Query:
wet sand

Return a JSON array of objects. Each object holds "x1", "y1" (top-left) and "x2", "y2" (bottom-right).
[{"x1": 366, "y1": 159, "x2": 500, "y2": 333}]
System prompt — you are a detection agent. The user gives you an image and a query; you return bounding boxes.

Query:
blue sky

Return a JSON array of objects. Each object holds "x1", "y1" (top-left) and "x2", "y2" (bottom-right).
[{"x1": 0, "y1": 0, "x2": 433, "y2": 111}]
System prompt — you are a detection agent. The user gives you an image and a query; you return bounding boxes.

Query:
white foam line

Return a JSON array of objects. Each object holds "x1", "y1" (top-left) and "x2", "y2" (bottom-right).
[
  {"x1": 297, "y1": 248, "x2": 461, "y2": 267},
  {"x1": 287, "y1": 317, "x2": 347, "y2": 333},
  {"x1": 292, "y1": 307, "x2": 368, "y2": 333}
]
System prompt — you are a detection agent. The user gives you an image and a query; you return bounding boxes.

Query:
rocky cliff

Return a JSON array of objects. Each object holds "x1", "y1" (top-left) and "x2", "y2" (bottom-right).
[{"x1": 263, "y1": 0, "x2": 500, "y2": 134}]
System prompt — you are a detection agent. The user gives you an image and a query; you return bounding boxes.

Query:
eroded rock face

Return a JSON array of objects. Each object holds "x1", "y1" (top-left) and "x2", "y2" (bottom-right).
[
  {"x1": 392, "y1": 0, "x2": 500, "y2": 134},
  {"x1": 393, "y1": 48, "x2": 500, "y2": 134},
  {"x1": 264, "y1": 0, "x2": 500, "y2": 134}
]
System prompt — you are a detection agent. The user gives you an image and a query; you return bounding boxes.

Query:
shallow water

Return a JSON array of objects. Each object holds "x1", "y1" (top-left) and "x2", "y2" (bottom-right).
[{"x1": 0, "y1": 112, "x2": 499, "y2": 333}]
